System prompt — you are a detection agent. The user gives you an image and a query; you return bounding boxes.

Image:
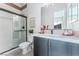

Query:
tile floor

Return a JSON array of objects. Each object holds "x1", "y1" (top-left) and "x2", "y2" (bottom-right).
[
  {"x1": 1, "y1": 48, "x2": 33, "y2": 56},
  {"x1": 18, "y1": 50, "x2": 33, "y2": 56}
]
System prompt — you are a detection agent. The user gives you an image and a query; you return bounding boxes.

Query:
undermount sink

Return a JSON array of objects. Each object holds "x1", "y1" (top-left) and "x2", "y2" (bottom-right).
[
  {"x1": 43, "y1": 34, "x2": 61, "y2": 37},
  {"x1": 42, "y1": 34, "x2": 71, "y2": 39}
]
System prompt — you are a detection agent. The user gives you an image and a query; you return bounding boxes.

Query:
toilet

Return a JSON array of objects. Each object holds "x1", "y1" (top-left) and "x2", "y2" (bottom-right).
[
  {"x1": 19, "y1": 34, "x2": 33, "y2": 55},
  {"x1": 19, "y1": 41, "x2": 32, "y2": 55}
]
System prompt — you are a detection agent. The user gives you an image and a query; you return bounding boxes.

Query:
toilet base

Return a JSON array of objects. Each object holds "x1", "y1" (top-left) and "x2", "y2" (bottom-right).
[
  {"x1": 22, "y1": 48, "x2": 28, "y2": 55},
  {"x1": 22, "y1": 46, "x2": 32, "y2": 55}
]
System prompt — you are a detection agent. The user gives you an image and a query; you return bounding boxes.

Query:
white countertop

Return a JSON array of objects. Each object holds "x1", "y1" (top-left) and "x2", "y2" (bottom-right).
[{"x1": 33, "y1": 34, "x2": 79, "y2": 44}]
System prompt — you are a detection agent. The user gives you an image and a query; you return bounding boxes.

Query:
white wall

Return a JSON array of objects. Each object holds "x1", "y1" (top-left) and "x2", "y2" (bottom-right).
[
  {"x1": 25, "y1": 3, "x2": 43, "y2": 33},
  {"x1": 72, "y1": 20, "x2": 79, "y2": 31},
  {"x1": 22, "y1": 3, "x2": 43, "y2": 42}
]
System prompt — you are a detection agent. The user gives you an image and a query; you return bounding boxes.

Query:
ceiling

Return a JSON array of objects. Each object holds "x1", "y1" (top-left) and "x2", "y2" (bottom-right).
[
  {"x1": 14, "y1": 3, "x2": 26, "y2": 7},
  {"x1": 5, "y1": 3, "x2": 27, "y2": 11}
]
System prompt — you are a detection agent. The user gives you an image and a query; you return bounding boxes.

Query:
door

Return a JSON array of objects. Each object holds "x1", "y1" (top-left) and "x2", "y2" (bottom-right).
[
  {"x1": 49, "y1": 40, "x2": 70, "y2": 56},
  {"x1": 13, "y1": 15, "x2": 26, "y2": 46},
  {"x1": 34, "y1": 37, "x2": 39, "y2": 56},
  {"x1": 34, "y1": 37, "x2": 49, "y2": 56},
  {"x1": 65, "y1": 42, "x2": 72, "y2": 56}
]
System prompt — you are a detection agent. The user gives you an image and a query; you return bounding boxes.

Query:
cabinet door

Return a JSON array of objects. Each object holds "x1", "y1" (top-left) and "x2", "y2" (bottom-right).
[
  {"x1": 71, "y1": 43, "x2": 79, "y2": 56},
  {"x1": 49, "y1": 40, "x2": 72, "y2": 56},
  {"x1": 34, "y1": 37, "x2": 49, "y2": 56},
  {"x1": 66, "y1": 42, "x2": 72, "y2": 56},
  {"x1": 34, "y1": 37, "x2": 39, "y2": 56}
]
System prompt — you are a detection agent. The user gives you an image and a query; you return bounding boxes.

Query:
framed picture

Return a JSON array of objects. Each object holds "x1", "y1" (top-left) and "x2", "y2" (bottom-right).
[{"x1": 29, "y1": 17, "x2": 35, "y2": 28}]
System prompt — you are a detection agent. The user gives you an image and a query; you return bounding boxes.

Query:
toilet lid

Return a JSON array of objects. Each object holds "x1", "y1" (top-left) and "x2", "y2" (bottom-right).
[{"x1": 19, "y1": 42, "x2": 30, "y2": 48}]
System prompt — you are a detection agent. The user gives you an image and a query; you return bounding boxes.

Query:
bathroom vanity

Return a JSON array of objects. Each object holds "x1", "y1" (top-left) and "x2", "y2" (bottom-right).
[{"x1": 33, "y1": 34, "x2": 79, "y2": 56}]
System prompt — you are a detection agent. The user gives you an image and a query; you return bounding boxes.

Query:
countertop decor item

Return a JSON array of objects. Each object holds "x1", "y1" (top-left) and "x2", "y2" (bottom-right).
[
  {"x1": 29, "y1": 17, "x2": 35, "y2": 28},
  {"x1": 62, "y1": 29, "x2": 74, "y2": 36}
]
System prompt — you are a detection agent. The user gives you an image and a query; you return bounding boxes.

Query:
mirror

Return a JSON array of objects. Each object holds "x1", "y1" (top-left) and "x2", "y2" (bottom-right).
[
  {"x1": 53, "y1": 5, "x2": 65, "y2": 29},
  {"x1": 41, "y1": 3, "x2": 67, "y2": 30},
  {"x1": 41, "y1": 3, "x2": 79, "y2": 31},
  {"x1": 41, "y1": 4, "x2": 54, "y2": 30},
  {"x1": 52, "y1": 3, "x2": 68, "y2": 29}
]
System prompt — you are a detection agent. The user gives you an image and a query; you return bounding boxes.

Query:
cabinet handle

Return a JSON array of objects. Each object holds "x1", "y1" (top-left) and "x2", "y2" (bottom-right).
[
  {"x1": 49, "y1": 40, "x2": 51, "y2": 48},
  {"x1": 48, "y1": 40, "x2": 50, "y2": 55}
]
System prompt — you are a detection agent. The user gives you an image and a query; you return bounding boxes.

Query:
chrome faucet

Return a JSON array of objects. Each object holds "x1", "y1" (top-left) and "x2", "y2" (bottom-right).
[{"x1": 51, "y1": 29, "x2": 53, "y2": 34}]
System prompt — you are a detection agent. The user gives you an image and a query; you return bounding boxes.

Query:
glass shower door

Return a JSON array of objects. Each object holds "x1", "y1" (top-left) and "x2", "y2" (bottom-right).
[
  {"x1": 0, "y1": 9, "x2": 27, "y2": 53},
  {"x1": 12, "y1": 15, "x2": 26, "y2": 47}
]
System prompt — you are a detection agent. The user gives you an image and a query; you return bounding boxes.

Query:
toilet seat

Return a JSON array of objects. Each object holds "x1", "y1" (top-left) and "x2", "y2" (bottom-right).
[
  {"x1": 19, "y1": 41, "x2": 33, "y2": 55},
  {"x1": 19, "y1": 42, "x2": 31, "y2": 49}
]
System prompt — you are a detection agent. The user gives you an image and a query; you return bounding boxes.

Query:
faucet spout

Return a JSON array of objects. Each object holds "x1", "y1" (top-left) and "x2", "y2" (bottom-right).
[{"x1": 51, "y1": 29, "x2": 53, "y2": 34}]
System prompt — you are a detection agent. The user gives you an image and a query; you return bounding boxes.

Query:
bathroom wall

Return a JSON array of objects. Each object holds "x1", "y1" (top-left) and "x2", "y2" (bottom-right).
[
  {"x1": 53, "y1": 30, "x2": 64, "y2": 35},
  {"x1": 22, "y1": 3, "x2": 43, "y2": 42},
  {"x1": 72, "y1": 20, "x2": 79, "y2": 38}
]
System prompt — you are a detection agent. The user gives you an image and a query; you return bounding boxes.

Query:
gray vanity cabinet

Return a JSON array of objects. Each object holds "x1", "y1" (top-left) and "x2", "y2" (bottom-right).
[
  {"x1": 34, "y1": 37, "x2": 49, "y2": 56},
  {"x1": 34, "y1": 36, "x2": 79, "y2": 56}
]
